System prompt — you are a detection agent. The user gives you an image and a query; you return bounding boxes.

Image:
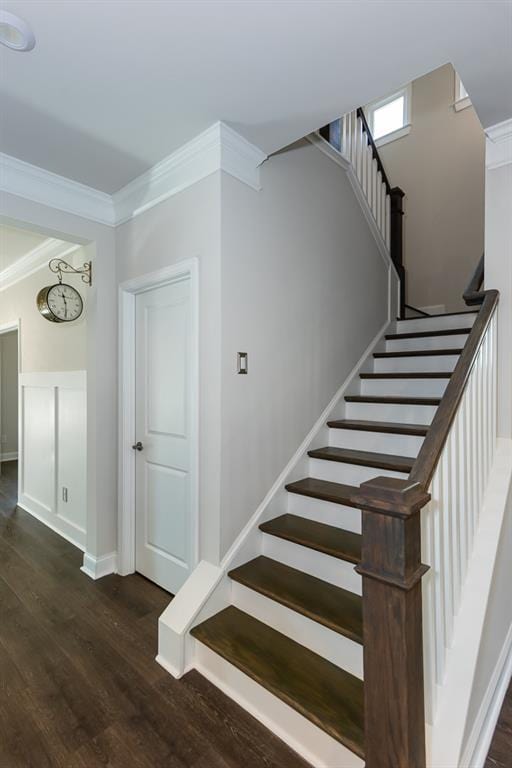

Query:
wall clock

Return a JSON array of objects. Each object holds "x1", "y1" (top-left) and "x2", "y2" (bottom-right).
[
  {"x1": 36, "y1": 257, "x2": 91, "y2": 324},
  {"x1": 37, "y1": 283, "x2": 84, "y2": 323}
]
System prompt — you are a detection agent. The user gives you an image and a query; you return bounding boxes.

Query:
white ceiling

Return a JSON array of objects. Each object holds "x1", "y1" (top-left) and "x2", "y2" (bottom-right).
[
  {"x1": 1, "y1": 1, "x2": 511, "y2": 194},
  {"x1": 0, "y1": 223, "x2": 48, "y2": 271}
]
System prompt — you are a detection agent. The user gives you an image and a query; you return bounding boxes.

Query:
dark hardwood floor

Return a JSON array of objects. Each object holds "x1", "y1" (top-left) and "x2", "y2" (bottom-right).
[
  {"x1": 0, "y1": 461, "x2": 308, "y2": 768},
  {"x1": 486, "y1": 681, "x2": 512, "y2": 768}
]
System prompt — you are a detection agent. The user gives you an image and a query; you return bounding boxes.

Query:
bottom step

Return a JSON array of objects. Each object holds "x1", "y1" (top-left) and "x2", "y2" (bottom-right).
[{"x1": 191, "y1": 606, "x2": 364, "y2": 759}]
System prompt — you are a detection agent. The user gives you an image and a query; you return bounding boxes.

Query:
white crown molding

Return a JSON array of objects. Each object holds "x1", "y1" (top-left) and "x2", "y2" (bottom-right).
[
  {"x1": 0, "y1": 153, "x2": 116, "y2": 225},
  {"x1": 0, "y1": 237, "x2": 81, "y2": 292},
  {"x1": 485, "y1": 118, "x2": 512, "y2": 170},
  {"x1": 1, "y1": 123, "x2": 267, "y2": 228}
]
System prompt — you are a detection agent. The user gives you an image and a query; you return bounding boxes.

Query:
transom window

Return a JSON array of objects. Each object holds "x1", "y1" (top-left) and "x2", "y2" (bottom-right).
[{"x1": 365, "y1": 85, "x2": 411, "y2": 146}]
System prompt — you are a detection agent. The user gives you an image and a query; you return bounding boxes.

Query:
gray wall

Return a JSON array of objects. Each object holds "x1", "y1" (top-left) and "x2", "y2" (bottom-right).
[
  {"x1": 0, "y1": 331, "x2": 18, "y2": 457},
  {"x1": 116, "y1": 142, "x2": 392, "y2": 562},
  {"x1": 0, "y1": 249, "x2": 88, "y2": 373},
  {"x1": 219, "y1": 139, "x2": 390, "y2": 555},
  {"x1": 378, "y1": 64, "x2": 485, "y2": 313},
  {"x1": 116, "y1": 172, "x2": 223, "y2": 564}
]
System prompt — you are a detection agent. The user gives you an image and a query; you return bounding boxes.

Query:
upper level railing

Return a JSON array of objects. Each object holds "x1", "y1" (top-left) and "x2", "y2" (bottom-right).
[
  {"x1": 320, "y1": 108, "x2": 406, "y2": 317},
  {"x1": 352, "y1": 255, "x2": 499, "y2": 767}
]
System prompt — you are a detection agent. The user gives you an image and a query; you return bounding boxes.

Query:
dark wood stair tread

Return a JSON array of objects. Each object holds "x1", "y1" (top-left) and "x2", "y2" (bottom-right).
[
  {"x1": 360, "y1": 372, "x2": 451, "y2": 379},
  {"x1": 385, "y1": 327, "x2": 471, "y2": 340},
  {"x1": 191, "y1": 606, "x2": 364, "y2": 757},
  {"x1": 327, "y1": 419, "x2": 429, "y2": 436},
  {"x1": 308, "y1": 446, "x2": 413, "y2": 473},
  {"x1": 345, "y1": 395, "x2": 441, "y2": 405},
  {"x1": 228, "y1": 556, "x2": 363, "y2": 643},
  {"x1": 285, "y1": 477, "x2": 359, "y2": 506},
  {"x1": 374, "y1": 348, "x2": 463, "y2": 358},
  {"x1": 260, "y1": 514, "x2": 361, "y2": 563}
]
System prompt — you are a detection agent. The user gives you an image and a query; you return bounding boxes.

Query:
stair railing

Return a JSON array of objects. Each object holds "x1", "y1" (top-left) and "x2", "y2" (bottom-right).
[
  {"x1": 320, "y1": 109, "x2": 406, "y2": 317},
  {"x1": 351, "y1": 254, "x2": 499, "y2": 768}
]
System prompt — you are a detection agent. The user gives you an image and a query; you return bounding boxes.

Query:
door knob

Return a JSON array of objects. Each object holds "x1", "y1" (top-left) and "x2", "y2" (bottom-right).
[{"x1": 132, "y1": 441, "x2": 143, "y2": 451}]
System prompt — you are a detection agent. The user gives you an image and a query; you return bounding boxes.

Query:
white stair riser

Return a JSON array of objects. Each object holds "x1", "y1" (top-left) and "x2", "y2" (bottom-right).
[
  {"x1": 195, "y1": 643, "x2": 364, "y2": 768},
  {"x1": 394, "y1": 313, "x2": 476, "y2": 333},
  {"x1": 374, "y1": 354, "x2": 459, "y2": 373},
  {"x1": 360, "y1": 378, "x2": 449, "y2": 397},
  {"x1": 385, "y1": 334, "x2": 468, "y2": 353},
  {"x1": 287, "y1": 492, "x2": 361, "y2": 533},
  {"x1": 329, "y1": 427, "x2": 424, "y2": 457},
  {"x1": 262, "y1": 533, "x2": 362, "y2": 594},
  {"x1": 345, "y1": 401, "x2": 437, "y2": 425},
  {"x1": 232, "y1": 582, "x2": 364, "y2": 679},
  {"x1": 309, "y1": 457, "x2": 407, "y2": 485}
]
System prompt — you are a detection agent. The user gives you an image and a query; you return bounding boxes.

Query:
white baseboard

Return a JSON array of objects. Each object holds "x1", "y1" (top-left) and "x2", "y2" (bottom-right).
[
  {"x1": 18, "y1": 500, "x2": 85, "y2": 551},
  {"x1": 81, "y1": 551, "x2": 117, "y2": 580},
  {"x1": 461, "y1": 622, "x2": 512, "y2": 767},
  {"x1": 0, "y1": 452, "x2": 18, "y2": 462}
]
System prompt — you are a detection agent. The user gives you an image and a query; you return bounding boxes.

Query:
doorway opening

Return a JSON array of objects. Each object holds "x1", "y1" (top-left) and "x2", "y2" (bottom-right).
[{"x1": 0, "y1": 323, "x2": 20, "y2": 510}]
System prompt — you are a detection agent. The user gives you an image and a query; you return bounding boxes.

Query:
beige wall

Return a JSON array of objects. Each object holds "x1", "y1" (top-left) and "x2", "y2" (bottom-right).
[
  {"x1": 220, "y1": 139, "x2": 391, "y2": 556},
  {"x1": 378, "y1": 64, "x2": 485, "y2": 313},
  {"x1": 0, "y1": 331, "x2": 18, "y2": 456},
  {"x1": 0, "y1": 250, "x2": 87, "y2": 373}
]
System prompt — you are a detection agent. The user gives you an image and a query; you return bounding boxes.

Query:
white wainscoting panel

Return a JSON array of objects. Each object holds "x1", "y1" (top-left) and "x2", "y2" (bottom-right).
[{"x1": 19, "y1": 371, "x2": 86, "y2": 549}]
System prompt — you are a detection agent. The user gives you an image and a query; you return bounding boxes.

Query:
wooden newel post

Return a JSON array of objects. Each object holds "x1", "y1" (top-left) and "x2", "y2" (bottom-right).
[
  {"x1": 390, "y1": 186, "x2": 405, "y2": 319},
  {"x1": 352, "y1": 476, "x2": 430, "y2": 768}
]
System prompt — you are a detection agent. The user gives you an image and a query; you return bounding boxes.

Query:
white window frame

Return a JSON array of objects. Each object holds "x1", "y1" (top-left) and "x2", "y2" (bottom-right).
[
  {"x1": 454, "y1": 72, "x2": 472, "y2": 112},
  {"x1": 365, "y1": 84, "x2": 412, "y2": 147}
]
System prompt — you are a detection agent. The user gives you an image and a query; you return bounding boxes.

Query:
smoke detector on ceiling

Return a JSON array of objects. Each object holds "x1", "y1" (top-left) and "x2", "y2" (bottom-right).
[{"x1": 0, "y1": 10, "x2": 35, "y2": 51}]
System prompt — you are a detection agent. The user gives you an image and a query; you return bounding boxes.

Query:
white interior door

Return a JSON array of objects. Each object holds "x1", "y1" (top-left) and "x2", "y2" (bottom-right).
[{"x1": 135, "y1": 277, "x2": 194, "y2": 594}]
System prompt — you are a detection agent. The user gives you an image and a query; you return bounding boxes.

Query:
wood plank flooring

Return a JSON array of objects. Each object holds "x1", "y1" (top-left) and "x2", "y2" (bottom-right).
[{"x1": 0, "y1": 462, "x2": 308, "y2": 768}]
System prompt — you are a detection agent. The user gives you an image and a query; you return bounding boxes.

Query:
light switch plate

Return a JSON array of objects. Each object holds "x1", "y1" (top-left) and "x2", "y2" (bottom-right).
[{"x1": 237, "y1": 352, "x2": 248, "y2": 374}]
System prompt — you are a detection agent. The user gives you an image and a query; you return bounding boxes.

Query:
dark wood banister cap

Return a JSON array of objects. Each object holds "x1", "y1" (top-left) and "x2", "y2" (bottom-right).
[{"x1": 351, "y1": 476, "x2": 430, "y2": 518}]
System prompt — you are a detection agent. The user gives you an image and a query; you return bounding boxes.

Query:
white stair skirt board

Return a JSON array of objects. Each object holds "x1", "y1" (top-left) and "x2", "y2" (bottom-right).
[
  {"x1": 195, "y1": 642, "x2": 364, "y2": 768},
  {"x1": 81, "y1": 551, "x2": 118, "y2": 580},
  {"x1": 394, "y1": 312, "x2": 477, "y2": 334},
  {"x1": 328, "y1": 426, "x2": 424, "y2": 457},
  {"x1": 232, "y1": 581, "x2": 363, "y2": 679},
  {"x1": 385, "y1": 333, "x2": 470, "y2": 353},
  {"x1": 429, "y1": 438, "x2": 512, "y2": 768},
  {"x1": 262, "y1": 533, "x2": 362, "y2": 595}
]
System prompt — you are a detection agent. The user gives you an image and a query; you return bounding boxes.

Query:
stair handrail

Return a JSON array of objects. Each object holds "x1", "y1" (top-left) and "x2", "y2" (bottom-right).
[
  {"x1": 351, "y1": 254, "x2": 499, "y2": 768},
  {"x1": 320, "y1": 109, "x2": 406, "y2": 317},
  {"x1": 410, "y1": 271, "x2": 498, "y2": 488}
]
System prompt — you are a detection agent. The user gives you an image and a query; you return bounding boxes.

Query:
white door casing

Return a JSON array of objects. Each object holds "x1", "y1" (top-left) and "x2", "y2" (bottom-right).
[{"x1": 118, "y1": 259, "x2": 198, "y2": 593}]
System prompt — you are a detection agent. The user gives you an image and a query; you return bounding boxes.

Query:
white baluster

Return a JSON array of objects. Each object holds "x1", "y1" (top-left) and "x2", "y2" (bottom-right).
[
  {"x1": 380, "y1": 183, "x2": 387, "y2": 240},
  {"x1": 356, "y1": 118, "x2": 363, "y2": 183},
  {"x1": 361, "y1": 132, "x2": 368, "y2": 196}
]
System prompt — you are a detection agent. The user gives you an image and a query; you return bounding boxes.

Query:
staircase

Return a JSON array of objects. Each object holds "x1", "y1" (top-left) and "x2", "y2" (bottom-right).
[{"x1": 191, "y1": 309, "x2": 478, "y2": 765}]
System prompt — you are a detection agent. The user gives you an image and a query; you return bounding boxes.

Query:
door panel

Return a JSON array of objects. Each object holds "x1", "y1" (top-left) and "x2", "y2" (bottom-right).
[{"x1": 135, "y1": 278, "x2": 193, "y2": 593}]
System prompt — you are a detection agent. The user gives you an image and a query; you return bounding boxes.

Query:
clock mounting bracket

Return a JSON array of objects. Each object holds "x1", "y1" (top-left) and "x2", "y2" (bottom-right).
[{"x1": 49, "y1": 258, "x2": 92, "y2": 287}]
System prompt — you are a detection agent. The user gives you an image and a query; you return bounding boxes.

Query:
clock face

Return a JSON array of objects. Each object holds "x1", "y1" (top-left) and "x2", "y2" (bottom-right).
[{"x1": 42, "y1": 283, "x2": 83, "y2": 322}]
